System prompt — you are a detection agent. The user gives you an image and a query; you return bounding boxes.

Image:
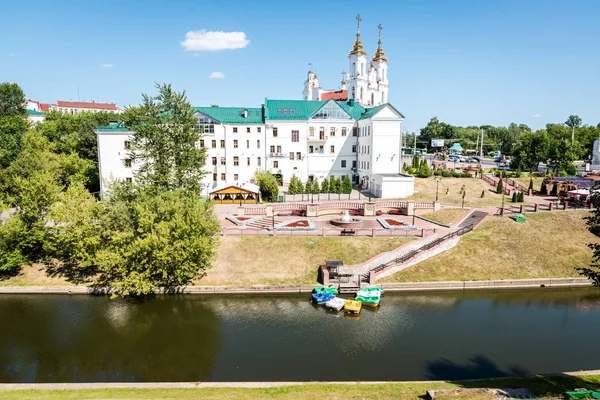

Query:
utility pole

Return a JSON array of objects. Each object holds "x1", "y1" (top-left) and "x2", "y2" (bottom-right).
[
  {"x1": 480, "y1": 128, "x2": 484, "y2": 157},
  {"x1": 413, "y1": 133, "x2": 417, "y2": 155}
]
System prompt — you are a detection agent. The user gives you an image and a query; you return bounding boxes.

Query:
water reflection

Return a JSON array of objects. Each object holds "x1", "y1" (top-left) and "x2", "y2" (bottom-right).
[{"x1": 0, "y1": 288, "x2": 599, "y2": 382}]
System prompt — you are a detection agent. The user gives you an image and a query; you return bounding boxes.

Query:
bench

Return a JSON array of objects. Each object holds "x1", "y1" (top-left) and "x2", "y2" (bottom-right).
[{"x1": 340, "y1": 229, "x2": 356, "y2": 236}]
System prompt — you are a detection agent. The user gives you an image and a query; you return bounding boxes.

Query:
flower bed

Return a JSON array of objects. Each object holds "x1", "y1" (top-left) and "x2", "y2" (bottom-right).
[
  {"x1": 377, "y1": 218, "x2": 416, "y2": 230},
  {"x1": 225, "y1": 216, "x2": 264, "y2": 226},
  {"x1": 274, "y1": 218, "x2": 317, "y2": 231}
]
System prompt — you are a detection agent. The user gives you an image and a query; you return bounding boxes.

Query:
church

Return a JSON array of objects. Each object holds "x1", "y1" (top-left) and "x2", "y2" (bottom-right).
[
  {"x1": 302, "y1": 15, "x2": 389, "y2": 108},
  {"x1": 95, "y1": 16, "x2": 414, "y2": 199}
]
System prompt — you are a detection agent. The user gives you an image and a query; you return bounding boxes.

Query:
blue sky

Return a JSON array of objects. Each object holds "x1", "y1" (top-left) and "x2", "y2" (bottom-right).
[{"x1": 2, "y1": 0, "x2": 599, "y2": 132}]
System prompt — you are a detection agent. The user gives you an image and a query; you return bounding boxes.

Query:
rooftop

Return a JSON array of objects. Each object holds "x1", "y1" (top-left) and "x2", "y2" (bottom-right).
[
  {"x1": 195, "y1": 107, "x2": 263, "y2": 124},
  {"x1": 56, "y1": 100, "x2": 118, "y2": 110}
]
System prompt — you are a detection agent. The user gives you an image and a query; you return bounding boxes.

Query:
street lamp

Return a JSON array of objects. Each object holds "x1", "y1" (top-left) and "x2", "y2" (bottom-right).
[{"x1": 434, "y1": 177, "x2": 442, "y2": 202}]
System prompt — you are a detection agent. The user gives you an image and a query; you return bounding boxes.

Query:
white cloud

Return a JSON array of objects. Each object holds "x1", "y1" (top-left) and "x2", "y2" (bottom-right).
[
  {"x1": 102, "y1": 63, "x2": 113, "y2": 68},
  {"x1": 209, "y1": 72, "x2": 225, "y2": 79},
  {"x1": 180, "y1": 30, "x2": 250, "y2": 52},
  {"x1": 532, "y1": 113, "x2": 541, "y2": 118}
]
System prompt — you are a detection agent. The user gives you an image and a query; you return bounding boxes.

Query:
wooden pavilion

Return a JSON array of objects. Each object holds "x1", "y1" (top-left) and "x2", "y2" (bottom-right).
[{"x1": 209, "y1": 183, "x2": 260, "y2": 204}]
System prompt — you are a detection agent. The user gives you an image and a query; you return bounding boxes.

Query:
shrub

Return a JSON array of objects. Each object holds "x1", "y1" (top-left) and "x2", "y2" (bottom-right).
[
  {"x1": 515, "y1": 169, "x2": 522, "y2": 178},
  {"x1": 434, "y1": 168, "x2": 443, "y2": 176},
  {"x1": 540, "y1": 181, "x2": 547, "y2": 194},
  {"x1": 481, "y1": 190, "x2": 485, "y2": 198},
  {"x1": 451, "y1": 170, "x2": 461, "y2": 178},
  {"x1": 565, "y1": 164, "x2": 577, "y2": 176},
  {"x1": 442, "y1": 170, "x2": 453, "y2": 178},
  {"x1": 528, "y1": 178, "x2": 533, "y2": 192},
  {"x1": 461, "y1": 172, "x2": 472, "y2": 178},
  {"x1": 511, "y1": 192, "x2": 517, "y2": 202},
  {"x1": 417, "y1": 159, "x2": 433, "y2": 178},
  {"x1": 518, "y1": 192, "x2": 525, "y2": 202},
  {"x1": 497, "y1": 179, "x2": 504, "y2": 194},
  {"x1": 255, "y1": 171, "x2": 279, "y2": 202}
]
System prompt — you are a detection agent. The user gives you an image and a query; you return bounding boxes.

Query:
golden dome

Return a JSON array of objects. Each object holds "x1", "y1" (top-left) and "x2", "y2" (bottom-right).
[{"x1": 349, "y1": 32, "x2": 367, "y2": 56}]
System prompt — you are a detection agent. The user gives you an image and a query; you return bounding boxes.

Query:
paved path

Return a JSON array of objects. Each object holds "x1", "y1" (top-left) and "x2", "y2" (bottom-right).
[{"x1": 458, "y1": 210, "x2": 488, "y2": 228}]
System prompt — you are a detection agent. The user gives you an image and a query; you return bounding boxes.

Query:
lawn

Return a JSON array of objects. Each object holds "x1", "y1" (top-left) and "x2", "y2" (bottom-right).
[
  {"x1": 199, "y1": 236, "x2": 412, "y2": 286},
  {"x1": 2, "y1": 374, "x2": 599, "y2": 399},
  {"x1": 411, "y1": 177, "x2": 507, "y2": 207},
  {"x1": 420, "y1": 208, "x2": 469, "y2": 226},
  {"x1": 510, "y1": 176, "x2": 544, "y2": 192},
  {"x1": 385, "y1": 210, "x2": 597, "y2": 282}
]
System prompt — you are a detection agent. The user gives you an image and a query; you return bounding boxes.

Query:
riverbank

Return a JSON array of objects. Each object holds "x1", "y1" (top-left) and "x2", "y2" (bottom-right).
[
  {"x1": 0, "y1": 277, "x2": 591, "y2": 294},
  {"x1": 1, "y1": 372, "x2": 599, "y2": 399}
]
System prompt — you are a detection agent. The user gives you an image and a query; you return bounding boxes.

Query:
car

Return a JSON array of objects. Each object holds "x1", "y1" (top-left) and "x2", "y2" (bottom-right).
[
  {"x1": 471, "y1": 156, "x2": 481, "y2": 162},
  {"x1": 447, "y1": 155, "x2": 459, "y2": 162}
]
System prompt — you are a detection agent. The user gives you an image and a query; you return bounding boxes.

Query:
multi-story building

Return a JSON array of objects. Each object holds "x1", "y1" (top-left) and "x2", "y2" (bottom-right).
[
  {"x1": 96, "y1": 98, "x2": 413, "y2": 198},
  {"x1": 49, "y1": 100, "x2": 122, "y2": 115}
]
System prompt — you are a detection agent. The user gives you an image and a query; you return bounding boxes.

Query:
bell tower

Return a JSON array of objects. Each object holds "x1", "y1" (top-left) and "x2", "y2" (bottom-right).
[
  {"x1": 371, "y1": 23, "x2": 389, "y2": 105},
  {"x1": 347, "y1": 14, "x2": 368, "y2": 104}
]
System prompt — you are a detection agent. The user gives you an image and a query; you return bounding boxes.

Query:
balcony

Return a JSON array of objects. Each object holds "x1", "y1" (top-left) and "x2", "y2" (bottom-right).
[
  {"x1": 268, "y1": 152, "x2": 286, "y2": 158},
  {"x1": 308, "y1": 135, "x2": 327, "y2": 142}
]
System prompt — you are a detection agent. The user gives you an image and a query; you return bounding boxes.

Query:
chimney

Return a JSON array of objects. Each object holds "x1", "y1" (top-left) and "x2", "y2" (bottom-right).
[{"x1": 243, "y1": 108, "x2": 248, "y2": 118}]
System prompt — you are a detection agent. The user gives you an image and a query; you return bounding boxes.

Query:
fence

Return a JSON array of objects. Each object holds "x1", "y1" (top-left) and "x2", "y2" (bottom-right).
[
  {"x1": 497, "y1": 200, "x2": 592, "y2": 215},
  {"x1": 244, "y1": 207, "x2": 267, "y2": 215},
  {"x1": 319, "y1": 201, "x2": 365, "y2": 211},
  {"x1": 221, "y1": 227, "x2": 436, "y2": 238}
]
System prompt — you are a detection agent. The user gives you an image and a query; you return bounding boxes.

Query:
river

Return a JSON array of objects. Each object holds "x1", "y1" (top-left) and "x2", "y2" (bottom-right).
[{"x1": 1, "y1": 288, "x2": 599, "y2": 383}]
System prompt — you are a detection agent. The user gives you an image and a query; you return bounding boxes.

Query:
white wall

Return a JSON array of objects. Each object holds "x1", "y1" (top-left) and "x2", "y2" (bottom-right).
[
  {"x1": 372, "y1": 174, "x2": 415, "y2": 198},
  {"x1": 97, "y1": 131, "x2": 135, "y2": 193}
]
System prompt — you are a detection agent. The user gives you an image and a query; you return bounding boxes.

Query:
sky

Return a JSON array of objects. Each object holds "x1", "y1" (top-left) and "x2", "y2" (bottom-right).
[{"x1": 1, "y1": 0, "x2": 599, "y2": 132}]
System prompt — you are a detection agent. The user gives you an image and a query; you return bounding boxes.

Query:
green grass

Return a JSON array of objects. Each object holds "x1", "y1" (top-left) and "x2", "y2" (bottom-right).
[
  {"x1": 2, "y1": 374, "x2": 599, "y2": 399},
  {"x1": 385, "y1": 210, "x2": 597, "y2": 282},
  {"x1": 420, "y1": 208, "x2": 468, "y2": 226}
]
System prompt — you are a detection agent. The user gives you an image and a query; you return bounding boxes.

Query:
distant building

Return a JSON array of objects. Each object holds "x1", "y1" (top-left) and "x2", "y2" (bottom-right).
[
  {"x1": 27, "y1": 109, "x2": 45, "y2": 124},
  {"x1": 50, "y1": 100, "x2": 122, "y2": 115}
]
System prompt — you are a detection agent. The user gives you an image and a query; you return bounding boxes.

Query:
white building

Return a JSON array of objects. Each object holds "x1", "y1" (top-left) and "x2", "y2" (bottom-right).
[
  {"x1": 302, "y1": 15, "x2": 389, "y2": 108},
  {"x1": 50, "y1": 100, "x2": 122, "y2": 115},
  {"x1": 26, "y1": 109, "x2": 45, "y2": 124}
]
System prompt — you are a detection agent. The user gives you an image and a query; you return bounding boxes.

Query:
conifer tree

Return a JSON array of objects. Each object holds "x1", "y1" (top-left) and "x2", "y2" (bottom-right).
[
  {"x1": 342, "y1": 175, "x2": 353, "y2": 194},
  {"x1": 321, "y1": 178, "x2": 329, "y2": 193},
  {"x1": 497, "y1": 179, "x2": 504, "y2": 194}
]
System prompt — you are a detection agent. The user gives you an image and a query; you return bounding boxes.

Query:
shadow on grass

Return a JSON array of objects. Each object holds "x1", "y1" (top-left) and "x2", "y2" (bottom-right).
[
  {"x1": 44, "y1": 260, "x2": 97, "y2": 285},
  {"x1": 426, "y1": 355, "x2": 600, "y2": 397}
]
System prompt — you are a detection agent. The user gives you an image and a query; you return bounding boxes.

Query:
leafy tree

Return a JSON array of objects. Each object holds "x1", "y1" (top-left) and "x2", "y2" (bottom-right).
[
  {"x1": 496, "y1": 179, "x2": 503, "y2": 194},
  {"x1": 565, "y1": 115, "x2": 582, "y2": 141},
  {"x1": 0, "y1": 217, "x2": 26, "y2": 274},
  {"x1": 321, "y1": 177, "x2": 329, "y2": 193},
  {"x1": 48, "y1": 182, "x2": 220, "y2": 296},
  {"x1": 122, "y1": 83, "x2": 206, "y2": 193},
  {"x1": 0, "y1": 115, "x2": 28, "y2": 167},
  {"x1": 580, "y1": 184, "x2": 600, "y2": 285},
  {"x1": 342, "y1": 175, "x2": 353, "y2": 194},
  {"x1": 254, "y1": 171, "x2": 279, "y2": 202},
  {"x1": 419, "y1": 117, "x2": 455, "y2": 149},
  {"x1": 0, "y1": 82, "x2": 26, "y2": 117}
]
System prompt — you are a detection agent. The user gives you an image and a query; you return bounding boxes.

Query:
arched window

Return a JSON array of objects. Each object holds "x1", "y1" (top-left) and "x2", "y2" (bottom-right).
[
  {"x1": 352, "y1": 62, "x2": 356, "y2": 76},
  {"x1": 382, "y1": 68, "x2": 385, "y2": 81},
  {"x1": 361, "y1": 63, "x2": 365, "y2": 76},
  {"x1": 360, "y1": 87, "x2": 364, "y2": 101},
  {"x1": 371, "y1": 93, "x2": 374, "y2": 105},
  {"x1": 352, "y1": 86, "x2": 356, "y2": 98}
]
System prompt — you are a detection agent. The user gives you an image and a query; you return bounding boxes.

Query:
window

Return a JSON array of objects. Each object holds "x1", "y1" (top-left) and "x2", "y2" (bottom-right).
[
  {"x1": 233, "y1": 140, "x2": 238, "y2": 148},
  {"x1": 353, "y1": 127, "x2": 358, "y2": 137},
  {"x1": 330, "y1": 145, "x2": 335, "y2": 153},
  {"x1": 234, "y1": 174, "x2": 239, "y2": 180},
  {"x1": 367, "y1": 162, "x2": 369, "y2": 169},
  {"x1": 247, "y1": 157, "x2": 251, "y2": 166},
  {"x1": 212, "y1": 140, "x2": 216, "y2": 148},
  {"x1": 270, "y1": 145, "x2": 275, "y2": 153},
  {"x1": 257, "y1": 157, "x2": 261, "y2": 166},
  {"x1": 296, "y1": 152, "x2": 301, "y2": 160},
  {"x1": 212, "y1": 173, "x2": 217, "y2": 181},
  {"x1": 196, "y1": 113, "x2": 216, "y2": 134},
  {"x1": 311, "y1": 102, "x2": 351, "y2": 120},
  {"x1": 220, "y1": 157, "x2": 226, "y2": 166},
  {"x1": 309, "y1": 127, "x2": 314, "y2": 136},
  {"x1": 221, "y1": 173, "x2": 226, "y2": 181},
  {"x1": 246, "y1": 140, "x2": 250, "y2": 149},
  {"x1": 289, "y1": 152, "x2": 294, "y2": 160},
  {"x1": 342, "y1": 127, "x2": 347, "y2": 136},
  {"x1": 330, "y1": 127, "x2": 335, "y2": 136},
  {"x1": 257, "y1": 140, "x2": 260, "y2": 148},
  {"x1": 125, "y1": 177, "x2": 132, "y2": 183},
  {"x1": 341, "y1": 160, "x2": 346, "y2": 168},
  {"x1": 352, "y1": 145, "x2": 357, "y2": 153},
  {"x1": 233, "y1": 127, "x2": 238, "y2": 133},
  {"x1": 199, "y1": 140, "x2": 205, "y2": 148},
  {"x1": 319, "y1": 128, "x2": 325, "y2": 140},
  {"x1": 246, "y1": 127, "x2": 251, "y2": 133},
  {"x1": 291, "y1": 130, "x2": 299, "y2": 142},
  {"x1": 276, "y1": 145, "x2": 281, "y2": 153},
  {"x1": 212, "y1": 157, "x2": 217, "y2": 166},
  {"x1": 220, "y1": 140, "x2": 225, "y2": 148},
  {"x1": 124, "y1": 159, "x2": 132, "y2": 168},
  {"x1": 124, "y1": 140, "x2": 130, "y2": 150},
  {"x1": 234, "y1": 156, "x2": 239, "y2": 166},
  {"x1": 352, "y1": 160, "x2": 357, "y2": 169},
  {"x1": 273, "y1": 161, "x2": 279, "y2": 168},
  {"x1": 309, "y1": 145, "x2": 313, "y2": 153},
  {"x1": 257, "y1": 127, "x2": 261, "y2": 133},
  {"x1": 273, "y1": 127, "x2": 278, "y2": 137}
]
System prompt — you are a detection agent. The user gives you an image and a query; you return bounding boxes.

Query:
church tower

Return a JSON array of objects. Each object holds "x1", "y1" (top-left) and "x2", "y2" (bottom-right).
[
  {"x1": 302, "y1": 67, "x2": 319, "y2": 100},
  {"x1": 370, "y1": 23, "x2": 389, "y2": 105},
  {"x1": 348, "y1": 14, "x2": 368, "y2": 104}
]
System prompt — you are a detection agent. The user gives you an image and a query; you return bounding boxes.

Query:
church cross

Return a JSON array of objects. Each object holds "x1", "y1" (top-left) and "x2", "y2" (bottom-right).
[
  {"x1": 378, "y1": 23, "x2": 383, "y2": 38},
  {"x1": 356, "y1": 14, "x2": 361, "y2": 31}
]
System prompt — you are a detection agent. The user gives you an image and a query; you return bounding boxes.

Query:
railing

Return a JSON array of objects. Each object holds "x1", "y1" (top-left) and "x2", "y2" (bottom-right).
[
  {"x1": 273, "y1": 203, "x2": 306, "y2": 211},
  {"x1": 365, "y1": 224, "x2": 474, "y2": 279},
  {"x1": 376, "y1": 200, "x2": 408, "y2": 208},
  {"x1": 244, "y1": 207, "x2": 266, "y2": 215},
  {"x1": 319, "y1": 202, "x2": 364, "y2": 211},
  {"x1": 221, "y1": 227, "x2": 434, "y2": 238},
  {"x1": 414, "y1": 201, "x2": 435, "y2": 209}
]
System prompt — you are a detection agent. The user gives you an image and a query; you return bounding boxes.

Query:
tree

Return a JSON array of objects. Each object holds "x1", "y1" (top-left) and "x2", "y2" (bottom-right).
[
  {"x1": 579, "y1": 184, "x2": 600, "y2": 285},
  {"x1": 509, "y1": 130, "x2": 550, "y2": 171},
  {"x1": 122, "y1": 83, "x2": 206, "y2": 193},
  {"x1": 412, "y1": 154, "x2": 420, "y2": 169},
  {"x1": 496, "y1": 179, "x2": 503, "y2": 194},
  {"x1": 329, "y1": 175, "x2": 336, "y2": 193},
  {"x1": 321, "y1": 177, "x2": 329, "y2": 193},
  {"x1": 287, "y1": 174, "x2": 299, "y2": 195},
  {"x1": 419, "y1": 117, "x2": 455, "y2": 150},
  {"x1": 417, "y1": 159, "x2": 433, "y2": 178},
  {"x1": 311, "y1": 178, "x2": 321, "y2": 194},
  {"x1": 0, "y1": 82, "x2": 26, "y2": 117},
  {"x1": 48, "y1": 182, "x2": 220, "y2": 296},
  {"x1": 334, "y1": 176, "x2": 343, "y2": 194},
  {"x1": 540, "y1": 181, "x2": 547, "y2": 194},
  {"x1": 342, "y1": 175, "x2": 353, "y2": 194},
  {"x1": 565, "y1": 115, "x2": 582, "y2": 142},
  {"x1": 297, "y1": 180, "x2": 305, "y2": 194},
  {"x1": 254, "y1": 171, "x2": 279, "y2": 202},
  {"x1": 0, "y1": 115, "x2": 28, "y2": 167},
  {"x1": 528, "y1": 178, "x2": 534, "y2": 192}
]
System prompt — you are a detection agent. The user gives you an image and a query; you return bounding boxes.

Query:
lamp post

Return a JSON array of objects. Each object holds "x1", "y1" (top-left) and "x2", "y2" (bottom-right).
[
  {"x1": 462, "y1": 190, "x2": 466, "y2": 209},
  {"x1": 434, "y1": 177, "x2": 441, "y2": 202}
]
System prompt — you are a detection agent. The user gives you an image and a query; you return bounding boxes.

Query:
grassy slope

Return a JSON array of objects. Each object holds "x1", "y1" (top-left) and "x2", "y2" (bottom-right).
[
  {"x1": 411, "y1": 177, "x2": 506, "y2": 207},
  {"x1": 420, "y1": 209, "x2": 468, "y2": 226},
  {"x1": 2, "y1": 375, "x2": 599, "y2": 399},
  {"x1": 199, "y1": 237, "x2": 411, "y2": 286},
  {"x1": 386, "y1": 211, "x2": 596, "y2": 282}
]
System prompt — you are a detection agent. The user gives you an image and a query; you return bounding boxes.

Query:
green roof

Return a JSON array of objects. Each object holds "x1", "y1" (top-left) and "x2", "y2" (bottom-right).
[
  {"x1": 96, "y1": 122, "x2": 130, "y2": 132},
  {"x1": 337, "y1": 100, "x2": 367, "y2": 120},
  {"x1": 195, "y1": 107, "x2": 264, "y2": 124},
  {"x1": 264, "y1": 99, "x2": 326, "y2": 120},
  {"x1": 27, "y1": 109, "x2": 44, "y2": 116},
  {"x1": 448, "y1": 143, "x2": 463, "y2": 150}
]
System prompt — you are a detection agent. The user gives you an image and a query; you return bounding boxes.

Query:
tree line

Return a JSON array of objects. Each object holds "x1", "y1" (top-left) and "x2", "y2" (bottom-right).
[{"x1": 0, "y1": 82, "x2": 220, "y2": 296}]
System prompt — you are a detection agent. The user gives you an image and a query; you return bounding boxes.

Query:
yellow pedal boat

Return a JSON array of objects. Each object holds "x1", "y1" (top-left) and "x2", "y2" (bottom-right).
[{"x1": 344, "y1": 299, "x2": 362, "y2": 314}]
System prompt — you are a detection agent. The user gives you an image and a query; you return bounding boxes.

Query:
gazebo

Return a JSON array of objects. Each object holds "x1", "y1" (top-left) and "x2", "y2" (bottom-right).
[
  {"x1": 209, "y1": 183, "x2": 260, "y2": 204},
  {"x1": 448, "y1": 143, "x2": 463, "y2": 155}
]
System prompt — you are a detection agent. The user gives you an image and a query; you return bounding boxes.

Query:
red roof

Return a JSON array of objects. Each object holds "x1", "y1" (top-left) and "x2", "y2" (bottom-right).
[
  {"x1": 321, "y1": 90, "x2": 348, "y2": 101},
  {"x1": 40, "y1": 103, "x2": 53, "y2": 111},
  {"x1": 56, "y1": 100, "x2": 118, "y2": 110}
]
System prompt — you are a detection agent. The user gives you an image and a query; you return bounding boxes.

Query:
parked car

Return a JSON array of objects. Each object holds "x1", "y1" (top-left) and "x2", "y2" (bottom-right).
[
  {"x1": 448, "y1": 155, "x2": 460, "y2": 162},
  {"x1": 471, "y1": 156, "x2": 481, "y2": 162}
]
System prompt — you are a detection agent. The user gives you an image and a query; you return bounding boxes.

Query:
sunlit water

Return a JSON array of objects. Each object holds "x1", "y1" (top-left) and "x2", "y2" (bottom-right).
[{"x1": 1, "y1": 288, "x2": 600, "y2": 382}]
